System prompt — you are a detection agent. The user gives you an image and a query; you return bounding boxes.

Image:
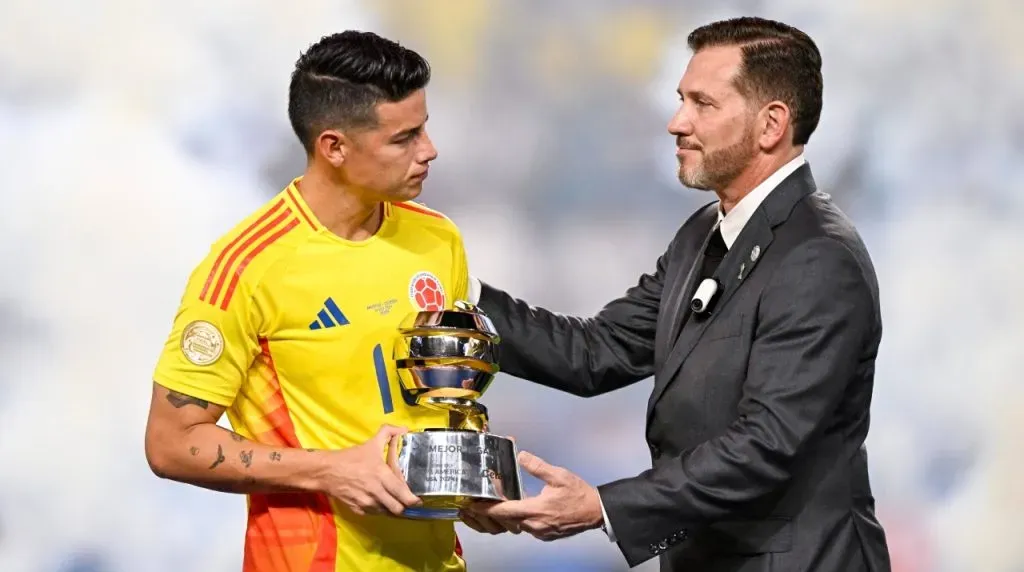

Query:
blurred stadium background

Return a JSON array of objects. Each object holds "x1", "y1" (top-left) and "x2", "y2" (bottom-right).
[{"x1": 1, "y1": 0, "x2": 1022, "y2": 570}]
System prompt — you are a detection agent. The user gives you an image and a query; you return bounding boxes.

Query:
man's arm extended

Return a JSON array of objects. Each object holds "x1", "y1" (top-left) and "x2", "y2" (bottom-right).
[
  {"x1": 476, "y1": 208, "x2": 712, "y2": 398},
  {"x1": 145, "y1": 383, "x2": 419, "y2": 515},
  {"x1": 478, "y1": 265, "x2": 660, "y2": 398}
]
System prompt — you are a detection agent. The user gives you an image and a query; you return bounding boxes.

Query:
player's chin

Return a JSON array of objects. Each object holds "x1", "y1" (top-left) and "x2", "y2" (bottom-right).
[{"x1": 393, "y1": 183, "x2": 424, "y2": 202}]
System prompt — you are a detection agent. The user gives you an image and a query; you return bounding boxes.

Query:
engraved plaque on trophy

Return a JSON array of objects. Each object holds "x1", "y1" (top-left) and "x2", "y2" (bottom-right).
[{"x1": 392, "y1": 301, "x2": 524, "y2": 520}]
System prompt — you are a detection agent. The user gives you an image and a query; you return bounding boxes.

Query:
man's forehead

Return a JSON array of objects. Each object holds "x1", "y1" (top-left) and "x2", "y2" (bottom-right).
[
  {"x1": 375, "y1": 90, "x2": 428, "y2": 130},
  {"x1": 678, "y1": 46, "x2": 743, "y2": 92}
]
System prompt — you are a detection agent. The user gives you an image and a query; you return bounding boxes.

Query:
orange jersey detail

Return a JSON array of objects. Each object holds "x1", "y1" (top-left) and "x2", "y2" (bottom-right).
[
  {"x1": 241, "y1": 339, "x2": 337, "y2": 572},
  {"x1": 392, "y1": 200, "x2": 445, "y2": 219}
]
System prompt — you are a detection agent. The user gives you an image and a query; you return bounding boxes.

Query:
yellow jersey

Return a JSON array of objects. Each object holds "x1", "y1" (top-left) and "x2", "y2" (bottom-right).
[{"x1": 153, "y1": 179, "x2": 469, "y2": 572}]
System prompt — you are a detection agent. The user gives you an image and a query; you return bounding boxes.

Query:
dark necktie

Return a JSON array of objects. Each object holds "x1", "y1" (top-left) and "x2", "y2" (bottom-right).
[
  {"x1": 675, "y1": 225, "x2": 729, "y2": 341},
  {"x1": 701, "y1": 225, "x2": 728, "y2": 279}
]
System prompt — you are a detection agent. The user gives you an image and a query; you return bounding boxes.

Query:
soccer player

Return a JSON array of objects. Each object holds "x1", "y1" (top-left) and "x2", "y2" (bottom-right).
[{"x1": 145, "y1": 31, "x2": 471, "y2": 572}]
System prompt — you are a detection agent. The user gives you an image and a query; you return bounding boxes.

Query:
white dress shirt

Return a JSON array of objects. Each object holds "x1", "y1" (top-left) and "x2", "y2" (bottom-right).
[
  {"x1": 716, "y1": 154, "x2": 806, "y2": 248},
  {"x1": 465, "y1": 154, "x2": 806, "y2": 542}
]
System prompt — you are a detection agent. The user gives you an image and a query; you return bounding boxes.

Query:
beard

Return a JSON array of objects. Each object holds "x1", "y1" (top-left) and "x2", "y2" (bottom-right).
[{"x1": 677, "y1": 125, "x2": 758, "y2": 191}]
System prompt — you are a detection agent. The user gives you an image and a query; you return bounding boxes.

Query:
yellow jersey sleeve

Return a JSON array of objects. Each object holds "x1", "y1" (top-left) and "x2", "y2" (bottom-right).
[{"x1": 153, "y1": 252, "x2": 262, "y2": 407}]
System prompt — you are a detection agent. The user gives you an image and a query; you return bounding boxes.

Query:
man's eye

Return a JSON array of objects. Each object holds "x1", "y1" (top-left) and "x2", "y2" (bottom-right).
[{"x1": 396, "y1": 131, "x2": 419, "y2": 144}]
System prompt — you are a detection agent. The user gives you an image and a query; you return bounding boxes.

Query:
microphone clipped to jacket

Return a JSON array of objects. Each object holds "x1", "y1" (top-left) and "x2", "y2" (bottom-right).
[{"x1": 690, "y1": 278, "x2": 719, "y2": 314}]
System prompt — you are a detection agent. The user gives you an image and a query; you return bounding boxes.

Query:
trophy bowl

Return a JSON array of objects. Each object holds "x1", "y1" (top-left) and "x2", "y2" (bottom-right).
[
  {"x1": 394, "y1": 303, "x2": 500, "y2": 402},
  {"x1": 392, "y1": 301, "x2": 523, "y2": 520}
]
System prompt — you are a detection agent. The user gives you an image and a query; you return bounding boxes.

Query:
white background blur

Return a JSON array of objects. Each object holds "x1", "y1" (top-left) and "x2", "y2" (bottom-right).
[{"x1": 0, "y1": 1, "x2": 1022, "y2": 571}]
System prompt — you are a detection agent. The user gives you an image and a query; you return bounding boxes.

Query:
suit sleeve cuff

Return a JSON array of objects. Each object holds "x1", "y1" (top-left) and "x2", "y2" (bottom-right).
[
  {"x1": 467, "y1": 276, "x2": 482, "y2": 305},
  {"x1": 599, "y1": 492, "x2": 617, "y2": 542}
]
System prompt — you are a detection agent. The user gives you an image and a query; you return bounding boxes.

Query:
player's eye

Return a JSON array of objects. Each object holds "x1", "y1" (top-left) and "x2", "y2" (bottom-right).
[{"x1": 394, "y1": 129, "x2": 421, "y2": 144}]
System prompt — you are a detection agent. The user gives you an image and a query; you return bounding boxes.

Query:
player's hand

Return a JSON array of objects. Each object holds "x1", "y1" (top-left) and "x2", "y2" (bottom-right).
[{"x1": 322, "y1": 424, "x2": 422, "y2": 517}]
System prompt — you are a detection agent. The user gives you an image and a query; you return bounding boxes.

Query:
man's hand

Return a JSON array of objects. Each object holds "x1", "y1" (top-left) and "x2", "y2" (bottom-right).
[
  {"x1": 459, "y1": 507, "x2": 519, "y2": 535},
  {"x1": 458, "y1": 434, "x2": 522, "y2": 535},
  {"x1": 465, "y1": 451, "x2": 604, "y2": 541},
  {"x1": 319, "y1": 424, "x2": 423, "y2": 517}
]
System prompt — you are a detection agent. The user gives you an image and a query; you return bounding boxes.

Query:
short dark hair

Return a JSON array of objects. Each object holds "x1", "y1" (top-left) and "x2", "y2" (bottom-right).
[
  {"x1": 288, "y1": 31, "x2": 431, "y2": 153},
  {"x1": 688, "y1": 17, "x2": 823, "y2": 145}
]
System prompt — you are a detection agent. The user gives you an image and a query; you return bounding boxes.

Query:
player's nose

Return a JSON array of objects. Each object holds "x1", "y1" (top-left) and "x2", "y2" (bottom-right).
[{"x1": 420, "y1": 131, "x2": 438, "y2": 162}]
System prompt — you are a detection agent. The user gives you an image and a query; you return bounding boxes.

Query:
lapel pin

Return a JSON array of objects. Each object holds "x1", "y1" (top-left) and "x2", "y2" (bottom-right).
[
  {"x1": 738, "y1": 262, "x2": 746, "y2": 280},
  {"x1": 750, "y1": 245, "x2": 760, "y2": 262}
]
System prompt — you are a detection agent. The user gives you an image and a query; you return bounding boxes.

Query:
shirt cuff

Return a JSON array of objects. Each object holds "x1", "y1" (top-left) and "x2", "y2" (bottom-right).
[
  {"x1": 599, "y1": 493, "x2": 616, "y2": 542},
  {"x1": 467, "y1": 276, "x2": 482, "y2": 305}
]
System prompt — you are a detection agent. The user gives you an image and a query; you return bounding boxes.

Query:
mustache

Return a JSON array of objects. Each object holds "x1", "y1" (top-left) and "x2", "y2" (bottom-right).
[{"x1": 676, "y1": 139, "x2": 702, "y2": 151}]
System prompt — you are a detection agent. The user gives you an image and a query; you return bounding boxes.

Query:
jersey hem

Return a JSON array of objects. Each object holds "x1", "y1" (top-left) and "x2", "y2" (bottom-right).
[{"x1": 153, "y1": 374, "x2": 236, "y2": 407}]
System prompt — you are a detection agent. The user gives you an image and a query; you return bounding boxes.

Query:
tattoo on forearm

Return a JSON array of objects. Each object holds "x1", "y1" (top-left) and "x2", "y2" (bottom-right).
[
  {"x1": 269, "y1": 452, "x2": 281, "y2": 462},
  {"x1": 189, "y1": 447, "x2": 200, "y2": 456},
  {"x1": 306, "y1": 448, "x2": 315, "y2": 453},
  {"x1": 166, "y1": 391, "x2": 209, "y2": 409},
  {"x1": 209, "y1": 445, "x2": 226, "y2": 469},
  {"x1": 240, "y1": 449, "x2": 253, "y2": 468},
  {"x1": 230, "y1": 433, "x2": 244, "y2": 442}
]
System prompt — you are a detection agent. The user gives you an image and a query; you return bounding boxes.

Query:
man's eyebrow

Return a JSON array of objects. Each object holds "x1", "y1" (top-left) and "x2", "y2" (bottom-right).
[
  {"x1": 396, "y1": 115, "x2": 429, "y2": 135},
  {"x1": 677, "y1": 89, "x2": 715, "y2": 102}
]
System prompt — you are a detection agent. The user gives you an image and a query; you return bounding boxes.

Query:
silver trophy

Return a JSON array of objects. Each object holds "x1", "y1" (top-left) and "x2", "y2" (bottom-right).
[{"x1": 392, "y1": 300, "x2": 524, "y2": 520}]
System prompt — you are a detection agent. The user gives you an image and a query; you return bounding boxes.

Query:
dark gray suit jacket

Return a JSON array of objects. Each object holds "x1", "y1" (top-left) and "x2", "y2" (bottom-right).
[{"x1": 477, "y1": 165, "x2": 891, "y2": 571}]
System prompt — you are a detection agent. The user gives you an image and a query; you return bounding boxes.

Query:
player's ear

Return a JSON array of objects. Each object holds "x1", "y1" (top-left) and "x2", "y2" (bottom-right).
[{"x1": 315, "y1": 129, "x2": 347, "y2": 167}]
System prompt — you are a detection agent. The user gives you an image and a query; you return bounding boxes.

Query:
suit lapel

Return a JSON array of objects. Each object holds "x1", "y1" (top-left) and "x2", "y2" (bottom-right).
[
  {"x1": 659, "y1": 209, "x2": 719, "y2": 349},
  {"x1": 707, "y1": 212, "x2": 775, "y2": 321},
  {"x1": 647, "y1": 164, "x2": 819, "y2": 426},
  {"x1": 646, "y1": 218, "x2": 773, "y2": 422}
]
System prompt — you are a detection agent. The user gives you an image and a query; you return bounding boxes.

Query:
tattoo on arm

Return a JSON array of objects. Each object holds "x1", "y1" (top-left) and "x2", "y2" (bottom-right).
[
  {"x1": 230, "y1": 433, "x2": 244, "y2": 442},
  {"x1": 240, "y1": 449, "x2": 254, "y2": 468},
  {"x1": 189, "y1": 447, "x2": 200, "y2": 456},
  {"x1": 209, "y1": 445, "x2": 226, "y2": 469},
  {"x1": 269, "y1": 452, "x2": 281, "y2": 462},
  {"x1": 166, "y1": 390, "x2": 210, "y2": 410}
]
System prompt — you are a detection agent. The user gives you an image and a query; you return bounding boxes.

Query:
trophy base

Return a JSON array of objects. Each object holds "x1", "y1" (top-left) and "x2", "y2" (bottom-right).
[{"x1": 396, "y1": 429, "x2": 523, "y2": 520}]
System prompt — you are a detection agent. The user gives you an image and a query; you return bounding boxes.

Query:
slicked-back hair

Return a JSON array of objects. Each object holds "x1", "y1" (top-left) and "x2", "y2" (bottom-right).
[
  {"x1": 288, "y1": 31, "x2": 431, "y2": 154},
  {"x1": 688, "y1": 17, "x2": 823, "y2": 145}
]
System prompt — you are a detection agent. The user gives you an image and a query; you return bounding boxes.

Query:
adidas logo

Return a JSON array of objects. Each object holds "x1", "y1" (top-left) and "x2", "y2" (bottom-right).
[{"x1": 309, "y1": 297, "x2": 349, "y2": 330}]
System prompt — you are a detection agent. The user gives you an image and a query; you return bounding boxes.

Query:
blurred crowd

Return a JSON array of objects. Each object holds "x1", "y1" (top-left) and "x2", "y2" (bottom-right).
[{"x1": 0, "y1": 0, "x2": 1022, "y2": 570}]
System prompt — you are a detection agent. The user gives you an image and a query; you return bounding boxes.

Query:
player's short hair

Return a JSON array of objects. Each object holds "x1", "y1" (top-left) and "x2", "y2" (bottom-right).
[
  {"x1": 288, "y1": 30, "x2": 431, "y2": 153},
  {"x1": 688, "y1": 17, "x2": 823, "y2": 146}
]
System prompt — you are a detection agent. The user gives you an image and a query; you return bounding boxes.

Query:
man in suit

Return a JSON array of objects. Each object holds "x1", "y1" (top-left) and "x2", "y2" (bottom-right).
[{"x1": 463, "y1": 16, "x2": 892, "y2": 572}]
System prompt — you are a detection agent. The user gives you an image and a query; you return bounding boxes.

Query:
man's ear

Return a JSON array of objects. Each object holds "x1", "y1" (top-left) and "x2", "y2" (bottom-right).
[
  {"x1": 757, "y1": 101, "x2": 792, "y2": 150},
  {"x1": 315, "y1": 129, "x2": 348, "y2": 167}
]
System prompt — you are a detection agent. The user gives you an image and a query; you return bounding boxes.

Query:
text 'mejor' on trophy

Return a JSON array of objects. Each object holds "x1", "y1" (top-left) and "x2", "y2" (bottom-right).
[{"x1": 391, "y1": 300, "x2": 524, "y2": 520}]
